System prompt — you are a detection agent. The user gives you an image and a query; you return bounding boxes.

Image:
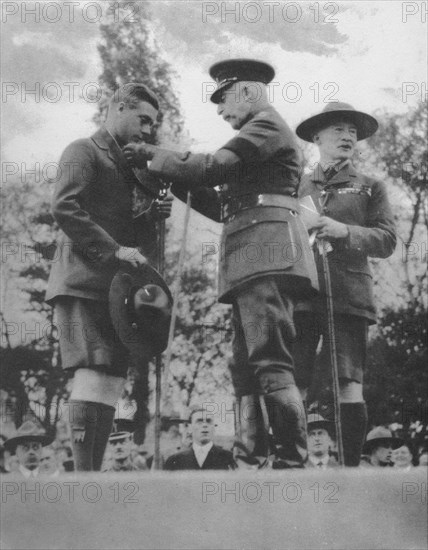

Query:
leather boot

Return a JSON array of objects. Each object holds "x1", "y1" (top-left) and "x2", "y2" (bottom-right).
[
  {"x1": 264, "y1": 385, "x2": 307, "y2": 468},
  {"x1": 234, "y1": 395, "x2": 270, "y2": 468}
]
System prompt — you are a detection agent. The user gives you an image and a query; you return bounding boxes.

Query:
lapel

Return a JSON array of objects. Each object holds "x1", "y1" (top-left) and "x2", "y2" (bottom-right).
[{"x1": 201, "y1": 445, "x2": 219, "y2": 469}]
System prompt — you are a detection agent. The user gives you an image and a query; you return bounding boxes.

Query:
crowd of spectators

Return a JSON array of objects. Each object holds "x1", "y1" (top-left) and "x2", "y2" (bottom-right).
[{"x1": 0, "y1": 413, "x2": 427, "y2": 476}]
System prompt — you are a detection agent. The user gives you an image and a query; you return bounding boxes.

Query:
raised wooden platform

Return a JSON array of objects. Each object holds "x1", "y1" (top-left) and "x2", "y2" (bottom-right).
[{"x1": 1, "y1": 469, "x2": 427, "y2": 549}]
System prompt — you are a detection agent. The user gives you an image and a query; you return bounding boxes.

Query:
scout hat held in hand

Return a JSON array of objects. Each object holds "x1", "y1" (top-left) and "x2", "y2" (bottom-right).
[{"x1": 109, "y1": 264, "x2": 172, "y2": 359}]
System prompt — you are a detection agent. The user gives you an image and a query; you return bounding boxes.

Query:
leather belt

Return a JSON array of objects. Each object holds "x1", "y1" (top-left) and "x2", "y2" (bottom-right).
[{"x1": 221, "y1": 193, "x2": 300, "y2": 221}]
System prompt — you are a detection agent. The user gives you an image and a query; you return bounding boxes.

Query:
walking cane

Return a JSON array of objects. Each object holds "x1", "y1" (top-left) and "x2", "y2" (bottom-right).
[
  {"x1": 153, "y1": 204, "x2": 166, "y2": 470},
  {"x1": 161, "y1": 191, "x2": 192, "y2": 400},
  {"x1": 153, "y1": 190, "x2": 192, "y2": 469},
  {"x1": 319, "y1": 241, "x2": 345, "y2": 466}
]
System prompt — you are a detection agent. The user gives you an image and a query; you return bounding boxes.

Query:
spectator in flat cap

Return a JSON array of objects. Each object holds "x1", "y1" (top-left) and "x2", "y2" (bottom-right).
[
  {"x1": 361, "y1": 427, "x2": 404, "y2": 467},
  {"x1": 4, "y1": 421, "x2": 53, "y2": 478},
  {"x1": 125, "y1": 58, "x2": 318, "y2": 469},
  {"x1": 305, "y1": 414, "x2": 338, "y2": 469},
  {"x1": 45, "y1": 82, "x2": 173, "y2": 471},
  {"x1": 164, "y1": 406, "x2": 235, "y2": 471},
  {"x1": 104, "y1": 431, "x2": 147, "y2": 472},
  {"x1": 294, "y1": 103, "x2": 396, "y2": 467}
]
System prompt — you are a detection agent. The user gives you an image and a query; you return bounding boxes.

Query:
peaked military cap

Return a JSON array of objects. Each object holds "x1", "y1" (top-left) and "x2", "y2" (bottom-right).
[
  {"x1": 296, "y1": 102, "x2": 378, "y2": 142},
  {"x1": 209, "y1": 58, "x2": 275, "y2": 104}
]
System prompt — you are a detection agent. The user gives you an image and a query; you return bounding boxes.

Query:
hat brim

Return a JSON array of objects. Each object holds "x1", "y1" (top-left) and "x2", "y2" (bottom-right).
[
  {"x1": 307, "y1": 420, "x2": 335, "y2": 438},
  {"x1": 4, "y1": 434, "x2": 53, "y2": 454},
  {"x1": 363, "y1": 436, "x2": 405, "y2": 454},
  {"x1": 109, "y1": 264, "x2": 172, "y2": 361},
  {"x1": 210, "y1": 80, "x2": 235, "y2": 104},
  {"x1": 296, "y1": 110, "x2": 378, "y2": 142}
]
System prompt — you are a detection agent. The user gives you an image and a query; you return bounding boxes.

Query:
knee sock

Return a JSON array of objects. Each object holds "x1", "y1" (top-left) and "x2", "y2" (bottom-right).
[
  {"x1": 68, "y1": 400, "x2": 115, "y2": 471},
  {"x1": 340, "y1": 402, "x2": 368, "y2": 467},
  {"x1": 92, "y1": 403, "x2": 116, "y2": 471}
]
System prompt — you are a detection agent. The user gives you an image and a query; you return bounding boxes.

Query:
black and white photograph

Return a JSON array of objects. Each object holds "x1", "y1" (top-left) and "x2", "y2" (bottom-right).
[{"x1": 1, "y1": 1, "x2": 427, "y2": 548}]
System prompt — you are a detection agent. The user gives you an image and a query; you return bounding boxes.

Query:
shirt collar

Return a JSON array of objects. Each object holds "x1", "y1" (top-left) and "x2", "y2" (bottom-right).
[
  {"x1": 320, "y1": 159, "x2": 351, "y2": 173},
  {"x1": 19, "y1": 465, "x2": 39, "y2": 478},
  {"x1": 308, "y1": 454, "x2": 330, "y2": 467}
]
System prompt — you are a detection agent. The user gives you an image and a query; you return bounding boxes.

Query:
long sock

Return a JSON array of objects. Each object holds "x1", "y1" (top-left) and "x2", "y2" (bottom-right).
[
  {"x1": 68, "y1": 400, "x2": 100, "y2": 471},
  {"x1": 93, "y1": 403, "x2": 116, "y2": 471},
  {"x1": 340, "y1": 402, "x2": 368, "y2": 467}
]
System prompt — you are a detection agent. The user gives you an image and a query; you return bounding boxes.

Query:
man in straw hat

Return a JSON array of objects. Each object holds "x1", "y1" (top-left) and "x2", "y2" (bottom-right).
[
  {"x1": 4, "y1": 421, "x2": 53, "y2": 478},
  {"x1": 293, "y1": 102, "x2": 396, "y2": 466},
  {"x1": 46, "y1": 83, "x2": 172, "y2": 471},
  {"x1": 124, "y1": 59, "x2": 319, "y2": 468}
]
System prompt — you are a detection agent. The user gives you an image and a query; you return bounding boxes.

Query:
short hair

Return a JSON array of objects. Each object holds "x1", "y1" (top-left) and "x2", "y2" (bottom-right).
[
  {"x1": 110, "y1": 82, "x2": 159, "y2": 111},
  {"x1": 188, "y1": 404, "x2": 215, "y2": 423}
]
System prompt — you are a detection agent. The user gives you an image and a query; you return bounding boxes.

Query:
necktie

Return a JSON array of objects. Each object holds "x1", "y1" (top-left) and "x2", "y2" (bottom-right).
[
  {"x1": 317, "y1": 461, "x2": 323, "y2": 468},
  {"x1": 324, "y1": 166, "x2": 337, "y2": 181}
]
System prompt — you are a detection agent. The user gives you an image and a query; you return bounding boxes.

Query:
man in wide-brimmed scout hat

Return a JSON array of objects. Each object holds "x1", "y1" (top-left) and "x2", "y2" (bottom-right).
[
  {"x1": 124, "y1": 58, "x2": 319, "y2": 469},
  {"x1": 5, "y1": 421, "x2": 53, "y2": 477},
  {"x1": 293, "y1": 103, "x2": 396, "y2": 467}
]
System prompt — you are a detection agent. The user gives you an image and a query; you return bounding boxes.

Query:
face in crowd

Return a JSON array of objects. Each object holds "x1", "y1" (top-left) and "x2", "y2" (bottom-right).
[
  {"x1": 392, "y1": 445, "x2": 413, "y2": 468},
  {"x1": 371, "y1": 442, "x2": 394, "y2": 465},
  {"x1": 307, "y1": 428, "x2": 332, "y2": 458},
  {"x1": 110, "y1": 435, "x2": 133, "y2": 462},
  {"x1": 313, "y1": 119, "x2": 358, "y2": 163},
  {"x1": 190, "y1": 411, "x2": 215, "y2": 446},
  {"x1": 40, "y1": 447, "x2": 59, "y2": 474},
  {"x1": 15, "y1": 441, "x2": 43, "y2": 470}
]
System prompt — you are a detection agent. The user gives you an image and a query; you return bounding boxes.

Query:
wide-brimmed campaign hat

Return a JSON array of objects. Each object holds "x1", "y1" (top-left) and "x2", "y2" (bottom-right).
[
  {"x1": 363, "y1": 426, "x2": 404, "y2": 454},
  {"x1": 296, "y1": 102, "x2": 378, "y2": 142},
  {"x1": 209, "y1": 58, "x2": 275, "y2": 104},
  {"x1": 109, "y1": 264, "x2": 172, "y2": 360},
  {"x1": 4, "y1": 421, "x2": 53, "y2": 454}
]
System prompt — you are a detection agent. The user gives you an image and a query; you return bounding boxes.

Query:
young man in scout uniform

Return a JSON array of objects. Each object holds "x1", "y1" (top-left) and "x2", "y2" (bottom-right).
[
  {"x1": 294, "y1": 103, "x2": 397, "y2": 466},
  {"x1": 124, "y1": 59, "x2": 318, "y2": 468},
  {"x1": 46, "y1": 83, "x2": 172, "y2": 471}
]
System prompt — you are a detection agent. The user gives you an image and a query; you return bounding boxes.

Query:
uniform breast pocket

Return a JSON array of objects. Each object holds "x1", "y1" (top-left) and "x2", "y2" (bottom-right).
[
  {"x1": 345, "y1": 267, "x2": 374, "y2": 312},
  {"x1": 332, "y1": 192, "x2": 370, "y2": 224}
]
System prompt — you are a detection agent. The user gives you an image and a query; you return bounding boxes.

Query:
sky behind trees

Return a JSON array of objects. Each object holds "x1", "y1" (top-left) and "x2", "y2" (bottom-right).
[{"x1": 2, "y1": 1, "x2": 426, "y2": 164}]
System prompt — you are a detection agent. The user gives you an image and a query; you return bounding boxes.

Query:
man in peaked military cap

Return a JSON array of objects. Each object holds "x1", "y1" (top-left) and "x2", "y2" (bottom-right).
[
  {"x1": 294, "y1": 103, "x2": 396, "y2": 467},
  {"x1": 124, "y1": 59, "x2": 318, "y2": 468}
]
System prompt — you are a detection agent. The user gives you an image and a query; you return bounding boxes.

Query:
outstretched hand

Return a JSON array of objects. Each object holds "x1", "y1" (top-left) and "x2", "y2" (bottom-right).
[{"x1": 123, "y1": 142, "x2": 155, "y2": 168}]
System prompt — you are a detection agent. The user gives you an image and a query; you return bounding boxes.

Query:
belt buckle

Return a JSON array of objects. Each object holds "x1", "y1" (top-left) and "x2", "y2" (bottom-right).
[{"x1": 257, "y1": 194, "x2": 264, "y2": 206}]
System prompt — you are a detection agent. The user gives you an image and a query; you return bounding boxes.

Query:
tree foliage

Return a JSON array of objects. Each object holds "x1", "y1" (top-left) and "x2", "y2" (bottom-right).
[{"x1": 96, "y1": 0, "x2": 183, "y2": 142}]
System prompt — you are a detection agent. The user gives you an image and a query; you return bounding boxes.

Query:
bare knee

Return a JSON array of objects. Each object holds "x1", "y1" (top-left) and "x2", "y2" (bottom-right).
[
  {"x1": 339, "y1": 381, "x2": 363, "y2": 403},
  {"x1": 70, "y1": 368, "x2": 126, "y2": 406}
]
